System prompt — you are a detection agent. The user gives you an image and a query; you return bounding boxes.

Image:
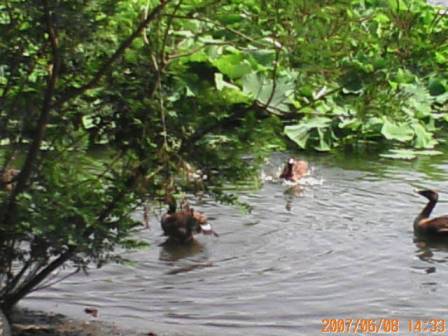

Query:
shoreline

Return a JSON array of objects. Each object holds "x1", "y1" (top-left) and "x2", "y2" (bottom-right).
[{"x1": 9, "y1": 308, "x2": 153, "y2": 336}]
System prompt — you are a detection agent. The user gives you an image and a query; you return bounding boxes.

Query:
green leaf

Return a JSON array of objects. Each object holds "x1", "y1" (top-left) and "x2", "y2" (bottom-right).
[
  {"x1": 317, "y1": 128, "x2": 331, "y2": 151},
  {"x1": 387, "y1": 0, "x2": 407, "y2": 10},
  {"x1": 217, "y1": 13, "x2": 244, "y2": 24},
  {"x1": 395, "y1": 69, "x2": 415, "y2": 84},
  {"x1": 435, "y1": 92, "x2": 448, "y2": 105},
  {"x1": 82, "y1": 115, "x2": 95, "y2": 129},
  {"x1": 284, "y1": 124, "x2": 310, "y2": 148},
  {"x1": 412, "y1": 123, "x2": 436, "y2": 149},
  {"x1": 428, "y1": 78, "x2": 446, "y2": 96},
  {"x1": 284, "y1": 117, "x2": 332, "y2": 149},
  {"x1": 435, "y1": 52, "x2": 446, "y2": 64},
  {"x1": 302, "y1": 117, "x2": 332, "y2": 129},
  {"x1": 373, "y1": 13, "x2": 390, "y2": 24},
  {"x1": 213, "y1": 54, "x2": 252, "y2": 79},
  {"x1": 339, "y1": 118, "x2": 361, "y2": 130},
  {"x1": 381, "y1": 119, "x2": 414, "y2": 142},
  {"x1": 214, "y1": 73, "x2": 239, "y2": 91},
  {"x1": 215, "y1": 73, "x2": 250, "y2": 104},
  {"x1": 187, "y1": 50, "x2": 208, "y2": 62},
  {"x1": 249, "y1": 49, "x2": 276, "y2": 66},
  {"x1": 242, "y1": 72, "x2": 295, "y2": 113}
]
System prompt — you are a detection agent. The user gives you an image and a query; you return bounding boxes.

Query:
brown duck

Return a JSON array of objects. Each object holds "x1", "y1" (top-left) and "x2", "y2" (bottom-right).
[
  {"x1": 414, "y1": 189, "x2": 448, "y2": 236},
  {"x1": 161, "y1": 202, "x2": 217, "y2": 243},
  {"x1": 280, "y1": 158, "x2": 309, "y2": 182}
]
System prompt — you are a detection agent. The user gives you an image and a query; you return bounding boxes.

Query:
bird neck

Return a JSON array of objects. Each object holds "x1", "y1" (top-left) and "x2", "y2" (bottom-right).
[
  {"x1": 168, "y1": 202, "x2": 177, "y2": 214},
  {"x1": 414, "y1": 197, "x2": 437, "y2": 229},
  {"x1": 281, "y1": 165, "x2": 293, "y2": 180}
]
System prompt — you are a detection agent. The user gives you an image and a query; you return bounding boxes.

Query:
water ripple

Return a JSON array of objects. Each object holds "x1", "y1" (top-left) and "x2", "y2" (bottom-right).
[{"x1": 24, "y1": 151, "x2": 448, "y2": 335}]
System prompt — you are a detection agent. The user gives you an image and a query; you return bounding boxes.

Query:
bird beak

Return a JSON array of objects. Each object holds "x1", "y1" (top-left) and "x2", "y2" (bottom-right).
[
  {"x1": 200, "y1": 223, "x2": 219, "y2": 237},
  {"x1": 200, "y1": 223, "x2": 212, "y2": 232}
]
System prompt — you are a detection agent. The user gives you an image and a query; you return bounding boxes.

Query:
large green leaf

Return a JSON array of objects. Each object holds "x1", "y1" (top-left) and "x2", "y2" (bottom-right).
[
  {"x1": 214, "y1": 73, "x2": 250, "y2": 104},
  {"x1": 412, "y1": 123, "x2": 436, "y2": 149},
  {"x1": 284, "y1": 117, "x2": 332, "y2": 149},
  {"x1": 242, "y1": 72, "x2": 295, "y2": 113},
  {"x1": 249, "y1": 49, "x2": 276, "y2": 67},
  {"x1": 284, "y1": 124, "x2": 311, "y2": 148},
  {"x1": 213, "y1": 54, "x2": 252, "y2": 79},
  {"x1": 381, "y1": 119, "x2": 414, "y2": 142},
  {"x1": 401, "y1": 83, "x2": 433, "y2": 118}
]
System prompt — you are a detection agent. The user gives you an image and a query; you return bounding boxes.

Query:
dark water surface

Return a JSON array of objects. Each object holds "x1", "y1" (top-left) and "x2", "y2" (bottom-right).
[{"x1": 22, "y1": 150, "x2": 448, "y2": 335}]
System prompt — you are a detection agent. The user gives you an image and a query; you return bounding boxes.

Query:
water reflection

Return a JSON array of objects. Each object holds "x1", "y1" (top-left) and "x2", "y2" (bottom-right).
[
  {"x1": 159, "y1": 239, "x2": 207, "y2": 262},
  {"x1": 283, "y1": 184, "x2": 304, "y2": 211},
  {"x1": 414, "y1": 236, "x2": 448, "y2": 265}
]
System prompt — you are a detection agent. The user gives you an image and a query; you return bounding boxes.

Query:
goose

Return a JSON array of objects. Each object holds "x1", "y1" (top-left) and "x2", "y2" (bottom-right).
[
  {"x1": 414, "y1": 189, "x2": 448, "y2": 236},
  {"x1": 280, "y1": 158, "x2": 309, "y2": 182},
  {"x1": 161, "y1": 201, "x2": 217, "y2": 243}
]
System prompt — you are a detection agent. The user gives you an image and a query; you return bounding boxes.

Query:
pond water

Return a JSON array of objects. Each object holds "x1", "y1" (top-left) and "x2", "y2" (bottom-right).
[
  {"x1": 22, "y1": 149, "x2": 448, "y2": 335},
  {"x1": 429, "y1": 0, "x2": 448, "y2": 5}
]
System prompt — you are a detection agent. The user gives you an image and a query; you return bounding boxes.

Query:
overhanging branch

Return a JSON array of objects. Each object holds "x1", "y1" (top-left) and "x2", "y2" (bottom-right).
[{"x1": 52, "y1": 0, "x2": 173, "y2": 112}]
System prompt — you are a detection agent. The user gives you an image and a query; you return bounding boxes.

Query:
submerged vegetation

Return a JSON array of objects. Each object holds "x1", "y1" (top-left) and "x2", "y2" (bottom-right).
[{"x1": 0, "y1": 0, "x2": 447, "y2": 311}]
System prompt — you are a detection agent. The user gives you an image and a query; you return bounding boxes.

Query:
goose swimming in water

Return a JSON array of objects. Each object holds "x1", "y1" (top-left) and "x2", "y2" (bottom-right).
[
  {"x1": 161, "y1": 201, "x2": 217, "y2": 243},
  {"x1": 280, "y1": 158, "x2": 309, "y2": 182},
  {"x1": 414, "y1": 189, "x2": 448, "y2": 236}
]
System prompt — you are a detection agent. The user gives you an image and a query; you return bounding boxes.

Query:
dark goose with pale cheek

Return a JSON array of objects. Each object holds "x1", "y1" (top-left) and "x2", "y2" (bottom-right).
[
  {"x1": 414, "y1": 189, "x2": 448, "y2": 236},
  {"x1": 280, "y1": 158, "x2": 309, "y2": 182}
]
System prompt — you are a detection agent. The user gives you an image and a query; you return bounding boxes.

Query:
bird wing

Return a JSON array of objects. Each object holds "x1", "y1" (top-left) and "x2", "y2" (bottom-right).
[{"x1": 421, "y1": 216, "x2": 448, "y2": 234}]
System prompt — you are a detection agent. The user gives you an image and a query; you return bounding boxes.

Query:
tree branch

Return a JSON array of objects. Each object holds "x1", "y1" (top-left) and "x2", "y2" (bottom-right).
[
  {"x1": 160, "y1": 0, "x2": 183, "y2": 66},
  {"x1": 264, "y1": 0, "x2": 281, "y2": 110},
  {"x1": 1, "y1": 247, "x2": 75, "y2": 312},
  {"x1": 166, "y1": 14, "x2": 270, "y2": 48},
  {"x1": 1, "y1": 0, "x2": 61, "y2": 226},
  {"x1": 52, "y1": 0, "x2": 172, "y2": 111}
]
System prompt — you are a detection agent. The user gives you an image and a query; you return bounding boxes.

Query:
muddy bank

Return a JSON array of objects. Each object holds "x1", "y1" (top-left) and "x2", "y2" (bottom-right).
[{"x1": 9, "y1": 309, "x2": 155, "y2": 336}]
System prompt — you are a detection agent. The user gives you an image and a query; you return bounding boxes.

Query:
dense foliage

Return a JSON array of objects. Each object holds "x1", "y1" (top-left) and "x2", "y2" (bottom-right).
[
  {"x1": 282, "y1": 0, "x2": 448, "y2": 153},
  {"x1": 0, "y1": 0, "x2": 447, "y2": 311}
]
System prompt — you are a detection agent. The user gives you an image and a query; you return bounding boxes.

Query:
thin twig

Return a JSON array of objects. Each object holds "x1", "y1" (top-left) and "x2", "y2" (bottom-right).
[
  {"x1": 52, "y1": 0, "x2": 172, "y2": 112},
  {"x1": 160, "y1": 0, "x2": 183, "y2": 66},
  {"x1": 33, "y1": 268, "x2": 80, "y2": 292},
  {"x1": 165, "y1": 14, "x2": 271, "y2": 48},
  {"x1": 264, "y1": 0, "x2": 280, "y2": 110}
]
